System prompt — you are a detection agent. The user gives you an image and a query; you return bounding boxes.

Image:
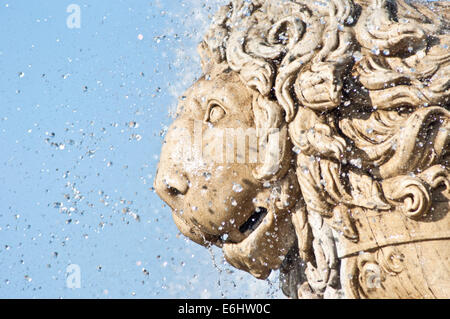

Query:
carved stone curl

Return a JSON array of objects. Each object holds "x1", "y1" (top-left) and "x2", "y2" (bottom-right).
[{"x1": 155, "y1": 0, "x2": 450, "y2": 298}]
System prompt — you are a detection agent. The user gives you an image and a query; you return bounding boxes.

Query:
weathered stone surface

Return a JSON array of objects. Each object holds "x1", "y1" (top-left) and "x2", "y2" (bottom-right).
[{"x1": 155, "y1": 0, "x2": 449, "y2": 298}]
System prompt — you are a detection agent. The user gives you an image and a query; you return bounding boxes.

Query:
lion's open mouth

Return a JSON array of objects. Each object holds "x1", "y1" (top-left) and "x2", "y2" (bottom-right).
[
  {"x1": 238, "y1": 207, "x2": 268, "y2": 236},
  {"x1": 222, "y1": 205, "x2": 296, "y2": 279}
]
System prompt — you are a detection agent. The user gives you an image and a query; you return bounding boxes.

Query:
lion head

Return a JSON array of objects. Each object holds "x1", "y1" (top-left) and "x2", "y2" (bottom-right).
[
  {"x1": 155, "y1": 0, "x2": 450, "y2": 298},
  {"x1": 154, "y1": 66, "x2": 300, "y2": 279}
]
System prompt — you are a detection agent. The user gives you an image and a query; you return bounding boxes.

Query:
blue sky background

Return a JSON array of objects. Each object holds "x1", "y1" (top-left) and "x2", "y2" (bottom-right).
[{"x1": 0, "y1": 0, "x2": 284, "y2": 298}]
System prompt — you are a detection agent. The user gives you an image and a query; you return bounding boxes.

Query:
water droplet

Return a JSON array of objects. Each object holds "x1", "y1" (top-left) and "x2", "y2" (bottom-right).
[
  {"x1": 352, "y1": 51, "x2": 362, "y2": 62},
  {"x1": 128, "y1": 121, "x2": 139, "y2": 128},
  {"x1": 232, "y1": 183, "x2": 243, "y2": 193},
  {"x1": 350, "y1": 158, "x2": 362, "y2": 169},
  {"x1": 203, "y1": 172, "x2": 211, "y2": 181}
]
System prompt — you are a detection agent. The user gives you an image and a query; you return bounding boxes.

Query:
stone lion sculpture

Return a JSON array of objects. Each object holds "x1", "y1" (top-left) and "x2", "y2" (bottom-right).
[{"x1": 154, "y1": 0, "x2": 449, "y2": 298}]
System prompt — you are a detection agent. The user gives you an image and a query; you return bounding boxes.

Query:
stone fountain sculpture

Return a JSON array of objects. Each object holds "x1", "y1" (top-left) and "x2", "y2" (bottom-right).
[{"x1": 154, "y1": 0, "x2": 449, "y2": 298}]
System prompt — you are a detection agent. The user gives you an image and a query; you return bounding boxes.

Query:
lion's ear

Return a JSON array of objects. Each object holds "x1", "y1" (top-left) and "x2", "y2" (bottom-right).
[
  {"x1": 252, "y1": 95, "x2": 291, "y2": 181},
  {"x1": 197, "y1": 41, "x2": 214, "y2": 74},
  {"x1": 197, "y1": 41, "x2": 232, "y2": 76}
]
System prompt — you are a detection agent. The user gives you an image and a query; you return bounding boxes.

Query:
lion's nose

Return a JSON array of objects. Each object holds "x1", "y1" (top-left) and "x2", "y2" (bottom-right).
[
  {"x1": 164, "y1": 174, "x2": 189, "y2": 195},
  {"x1": 154, "y1": 169, "x2": 189, "y2": 200}
]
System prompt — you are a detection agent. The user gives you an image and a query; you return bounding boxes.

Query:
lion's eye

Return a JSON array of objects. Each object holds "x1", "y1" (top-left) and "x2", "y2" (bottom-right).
[{"x1": 206, "y1": 104, "x2": 226, "y2": 123}]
